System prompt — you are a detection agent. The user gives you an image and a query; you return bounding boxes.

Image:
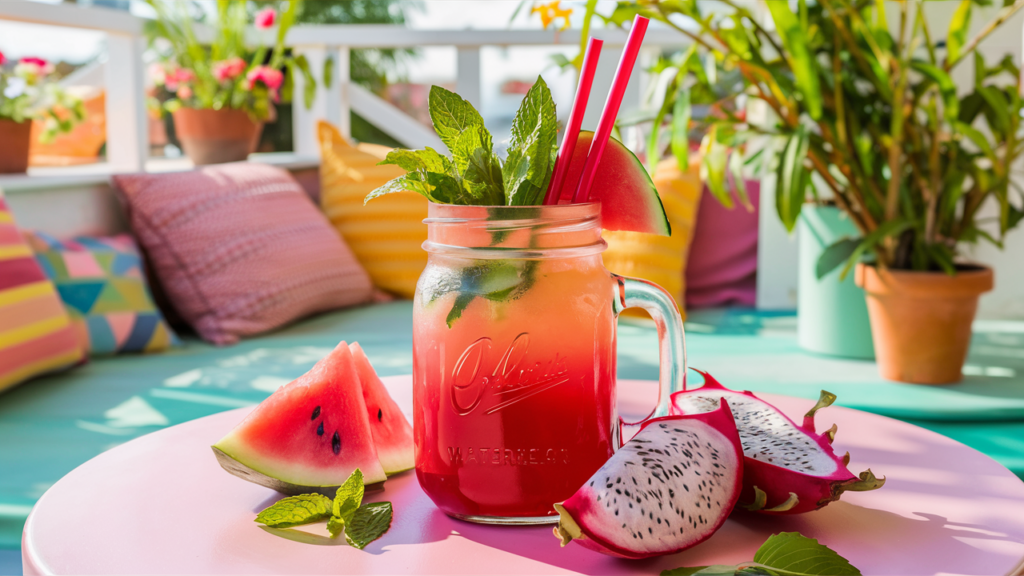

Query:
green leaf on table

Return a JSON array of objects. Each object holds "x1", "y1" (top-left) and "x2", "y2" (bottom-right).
[
  {"x1": 503, "y1": 76, "x2": 558, "y2": 206},
  {"x1": 753, "y1": 532, "x2": 860, "y2": 575},
  {"x1": 663, "y1": 532, "x2": 860, "y2": 576},
  {"x1": 333, "y1": 468, "x2": 365, "y2": 522},
  {"x1": 428, "y1": 85, "x2": 485, "y2": 151},
  {"x1": 254, "y1": 494, "x2": 333, "y2": 528},
  {"x1": 344, "y1": 502, "x2": 394, "y2": 550},
  {"x1": 816, "y1": 238, "x2": 861, "y2": 280},
  {"x1": 326, "y1": 515, "x2": 347, "y2": 539}
]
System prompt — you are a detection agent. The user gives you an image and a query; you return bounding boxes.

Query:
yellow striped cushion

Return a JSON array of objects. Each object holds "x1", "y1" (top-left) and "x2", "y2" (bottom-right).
[
  {"x1": 318, "y1": 121, "x2": 428, "y2": 299},
  {"x1": 602, "y1": 157, "x2": 704, "y2": 320},
  {"x1": 0, "y1": 189, "x2": 84, "y2": 394}
]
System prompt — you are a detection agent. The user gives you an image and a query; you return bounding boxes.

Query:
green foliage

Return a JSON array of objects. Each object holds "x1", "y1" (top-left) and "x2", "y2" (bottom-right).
[
  {"x1": 663, "y1": 532, "x2": 860, "y2": 576},
  {"x1": 253, "y1": 468, "x2": 392, "y2": 548},
  {"x1": 608, "y1": 0, "x2": 1024, "y2": 273},
  {"x1": 368, "y1": 79, "x2": 558, "y2": 208}
]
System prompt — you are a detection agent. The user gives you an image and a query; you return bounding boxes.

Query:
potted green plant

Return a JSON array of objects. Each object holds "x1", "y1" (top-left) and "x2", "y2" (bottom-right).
[
  {"x1": 146, "y1": 1, "x2": 315, "y2": 165},
  {"x1": 600, "y1": 0, "x2": 1024, "y2": 384},
  {"x1": 0, "y1": 53, "x2": 85, "y2": 174}
]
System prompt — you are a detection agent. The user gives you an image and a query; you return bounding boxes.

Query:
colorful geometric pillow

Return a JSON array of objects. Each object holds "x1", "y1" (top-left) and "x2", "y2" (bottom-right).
[
  {"x1": 318, "y1": 121, "x2": 429, "y2": 299},
  {"x1": 0, "y1": 190, "x2": 84, "y2": 393},
  {"x1": 25, "y1": 232, "x2": 178, "y2": 355},
  {"x1": 111, "y1": 162, "x2": 375, "y2": 346}
]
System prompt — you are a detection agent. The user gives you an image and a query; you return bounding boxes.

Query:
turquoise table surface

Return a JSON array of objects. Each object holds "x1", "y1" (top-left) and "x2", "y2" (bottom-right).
[{"x1": 1, "y1": 301, "x2": 1023, "y2": 552}]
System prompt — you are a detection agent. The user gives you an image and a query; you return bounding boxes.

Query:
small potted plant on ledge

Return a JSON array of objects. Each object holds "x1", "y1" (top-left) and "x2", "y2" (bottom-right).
[
  {"x1": 0, "y1": 53, "x2": 85, "y2": 174},
  {"x1": 146, "y1": 1, "x2": 315, "y2": 165},
  {"x1": 607, "y1": 0, "x2": 1024, "y2": 384}
]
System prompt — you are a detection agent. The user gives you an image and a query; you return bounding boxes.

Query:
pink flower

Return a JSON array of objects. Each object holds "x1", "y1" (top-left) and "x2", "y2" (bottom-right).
[
  {"x1": 246, "y1": 65, "x2": 284, "y2": 100},
  {"x1": 15, "y1": 56, "x2": 55, "y2": 79},
  {"x1": 178, "y1": 85, "x2": 193, "y2": 99},
  {"x1": 149, "y1": 63, "x2": 167, "y2": 85},
  {"x1": 213, "y1": 57, "x2": 247, "y2": 82},
  {"x1": 0, "y1": 51, "x2": 6, "y2": 66},
  {"x1": 254, "y1": 7, "x2": 276, "y2": 29},
  {"x1": 164, "y1": 67, "x2": 195, "y2": 91}
]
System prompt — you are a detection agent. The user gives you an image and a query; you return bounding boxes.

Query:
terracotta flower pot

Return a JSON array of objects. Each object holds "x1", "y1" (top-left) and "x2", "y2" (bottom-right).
[
  {"x1": 172, "y1": 108, "x2": 263, "y2": 165},
  {"x1": 0, "y1": 118, "x2": 33, "y2": 174},
  {"x1": 855, "y1": 263, "x2": 994, "y2": 384}
]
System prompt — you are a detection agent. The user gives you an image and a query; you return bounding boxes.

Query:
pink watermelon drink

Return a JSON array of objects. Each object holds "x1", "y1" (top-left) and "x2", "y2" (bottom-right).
[{"x1": 414, "y1": 203, "x2": 619, "y2": 521}]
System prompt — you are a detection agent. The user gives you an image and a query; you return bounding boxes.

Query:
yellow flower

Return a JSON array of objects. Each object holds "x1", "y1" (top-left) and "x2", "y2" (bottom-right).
[{"x1": 532, "y1": 1, "x2": 573, "y2": 31}]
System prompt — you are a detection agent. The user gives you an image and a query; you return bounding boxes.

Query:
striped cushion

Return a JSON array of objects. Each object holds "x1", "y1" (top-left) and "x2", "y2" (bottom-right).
[
  {"x1": 25, "y1": 232, "x2": 178, "y2": 355},
  {"x1": 0, "y1": 190, "x2": 84, "y2": 393},
  {"x1": 318, "y1": 121, "x2": 428, "y2": 299},
  {"x1": 112, "y1": 163, "x2": 375, "y2": 346},
  {"x1": 602, "y1": 157, "x2": 704, "y2": 319}
]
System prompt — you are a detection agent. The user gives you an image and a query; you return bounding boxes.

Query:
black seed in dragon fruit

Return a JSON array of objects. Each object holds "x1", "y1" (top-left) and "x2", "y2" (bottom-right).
[
  {"x1": 552, "y1": 401, "x2": 743, "y2": 559},
  {"x1": 671, "y1": 369, "x2": 884, "y2": 515}
]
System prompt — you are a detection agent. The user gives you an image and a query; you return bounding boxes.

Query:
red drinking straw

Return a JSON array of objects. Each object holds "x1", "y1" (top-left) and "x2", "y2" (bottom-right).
[
  {"x1": 543, "y1": 37, "x2": 604, "y2": 205},
  {"x1": 572, "y1": 15, "x2": 650, "y2": 204}
]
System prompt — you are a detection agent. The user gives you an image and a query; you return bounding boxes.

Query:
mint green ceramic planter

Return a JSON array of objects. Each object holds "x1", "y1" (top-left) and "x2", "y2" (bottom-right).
[{"x1": 797, "y1": 204, "x2": 875, "y2": 359}]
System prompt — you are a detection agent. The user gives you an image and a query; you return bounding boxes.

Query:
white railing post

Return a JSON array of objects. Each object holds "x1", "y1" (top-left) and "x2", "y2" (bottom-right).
[
  {"x1": 456, "y1": 47, "x2": 482, "y2": 108},
  {"x1": 292, "y1": 44, "x2": 344, "y2": 157},
  {"x1": 104, "y1": 33, "x2": 148, "y2": 172},
  {"x1": 336, "y1": 46, "x2": 351, "y2": 140}
]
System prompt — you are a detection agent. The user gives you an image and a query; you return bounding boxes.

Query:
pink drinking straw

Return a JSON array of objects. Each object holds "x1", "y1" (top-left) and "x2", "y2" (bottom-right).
[
  {"x1": 572, "y1": 15, "x2": 650, "y2": 204},
  {"x1": 543, "y1": 37, "x2": 604, "y2": 205}
]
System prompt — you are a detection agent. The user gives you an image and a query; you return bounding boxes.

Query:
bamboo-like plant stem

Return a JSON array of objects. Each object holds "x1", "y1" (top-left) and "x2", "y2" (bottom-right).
[{"x1": 946, "y1": 0, "x2": 1024, "y2": 71}]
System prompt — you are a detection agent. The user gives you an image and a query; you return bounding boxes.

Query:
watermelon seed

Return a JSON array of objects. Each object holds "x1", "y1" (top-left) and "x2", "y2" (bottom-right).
[
  {"x1": 317, "y1": 422, "x2": 324, "y2": 436},
  {"x1": 332, "y1": 431, "x2": 341, "y2": 455},
  {"x1": 311, "y1": 406, "x2": 321, "y2": 421},
  {"x1": 377, "y1": 408, "x2": 383, "y2": 422}
]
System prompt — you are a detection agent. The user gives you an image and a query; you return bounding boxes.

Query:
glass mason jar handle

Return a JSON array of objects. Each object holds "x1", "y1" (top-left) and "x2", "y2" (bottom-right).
[{"x1": 612, "y1": 274, "x2": 688, "y2": 437}]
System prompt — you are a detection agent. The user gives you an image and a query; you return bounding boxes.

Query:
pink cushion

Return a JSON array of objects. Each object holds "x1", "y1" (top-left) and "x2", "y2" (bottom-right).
[
  {"x1": 685, "y1": 181, "x2": 760, "y2": 308},
  {"x1": 112, "y1": 163, "x2": 374, "y2": 345}
]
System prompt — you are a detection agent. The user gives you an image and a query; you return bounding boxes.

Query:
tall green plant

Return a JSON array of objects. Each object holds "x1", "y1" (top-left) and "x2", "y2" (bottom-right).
[{"x1": 606, "y1": 0, "x2": 1024, "y2": 276}]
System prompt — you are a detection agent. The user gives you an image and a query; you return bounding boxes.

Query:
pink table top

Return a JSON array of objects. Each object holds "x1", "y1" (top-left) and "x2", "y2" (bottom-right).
[{"x1": 22, "y1": 376, "x2": 1024, "y2": 576}]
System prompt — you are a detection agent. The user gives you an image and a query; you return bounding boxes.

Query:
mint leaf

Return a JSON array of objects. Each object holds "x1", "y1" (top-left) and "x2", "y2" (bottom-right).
[
  {"x1": 326, "y1": 515, "x2": 346, "y2": 539},
  {"x1": 663, "y1": 533, "x2": 860, "y2": 576},
  {"x1": 753, "y1": 533, "x2": 860, "y2": 575},
  {"x1": 453, "y1": 125, "x2": 504, "y2": 205},
  {"x1": 429, "y1": 85, "x2": 485, "y2": 151},
  {"x1": 503, "y1": 76, "x2": 558, "y2": 206},
  {"x1": 254, "y1": 494, "x2": 333, "y2": 528},
  {"x1": 446, "y1": 292, "x2": 476, "y2": 328},
  {"x1": 333, "y1": 469, "x2": 365, "y2": 523},
  {"x1": 369, "y1": 147, "x2": 464, "y2": 204},
  {"x1": 344, "y1": 502, "x2": 393, "y2": 550}
]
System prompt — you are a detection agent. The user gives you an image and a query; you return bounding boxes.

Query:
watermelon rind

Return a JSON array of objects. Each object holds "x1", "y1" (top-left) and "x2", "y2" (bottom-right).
[
  {"x1": 212, "y1": 446, "x2": 384, "y2": 497},
  {"x1": 558, "y1": 130, "x2": 671, "y2": 236}
]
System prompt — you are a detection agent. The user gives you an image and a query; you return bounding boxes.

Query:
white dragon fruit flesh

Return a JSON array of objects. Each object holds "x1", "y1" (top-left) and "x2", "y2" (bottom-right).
[
  {"x1": 553, "y1": 402, "x2": 743, "y2": 559},
  {"x1": 671, "y1": 369, "x2": 884, "y2": 515}
]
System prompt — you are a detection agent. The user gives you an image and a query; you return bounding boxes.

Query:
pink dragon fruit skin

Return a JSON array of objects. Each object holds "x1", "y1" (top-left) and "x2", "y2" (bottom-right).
[
  {"x1": 553, "y1": 402, "x2": 744, "y2": 559},
  {"x1": 671, "y1": 370, "x2": 884, "y2": 515}
]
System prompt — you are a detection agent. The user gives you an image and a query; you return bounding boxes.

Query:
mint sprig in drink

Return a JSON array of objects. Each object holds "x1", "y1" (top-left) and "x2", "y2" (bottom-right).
[{"x1": 366, "y1": 17, "x2": 685, "y2": 523}]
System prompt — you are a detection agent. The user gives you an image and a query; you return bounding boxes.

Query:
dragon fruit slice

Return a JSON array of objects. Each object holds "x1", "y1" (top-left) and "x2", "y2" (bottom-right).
[
  {"x1": 671, "y1": 369, "x2": 884, "y2": 515},
  {"x1": 553, "y1": 402, "x2": 743, "y2": 559}
]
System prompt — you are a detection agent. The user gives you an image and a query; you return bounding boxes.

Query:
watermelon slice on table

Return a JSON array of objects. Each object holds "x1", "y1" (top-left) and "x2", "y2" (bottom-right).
[
  {"x1": 556, "y1": 130, "x2": 671, "y2": 236},
  {"x1": 212, "y1": 341, "x2": 388, "y2": 495},
  {"x1": 351, "y1": 342, "x2": 415, "y2": 475}
]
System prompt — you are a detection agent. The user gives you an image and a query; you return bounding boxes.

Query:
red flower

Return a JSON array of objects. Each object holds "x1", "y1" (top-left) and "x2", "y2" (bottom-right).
[
  {"x1": 246, "y1": 65, "x2": 284, "y2": 100},
  {"x1": 213, "y1": 57, "x2": 247, "y2": 82},
  {"x1": 0, "y1": 51, "x2": 6, "y2": 66},
  {"x1": 255, "y1": 7, "x2": 276, "y2": 29},
  {"x1": 19, "y1": 56, "x2": 49, "y2": 68},
  {"x1": 164, "y1": 67, "x2": 196, "y2": 91}
]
